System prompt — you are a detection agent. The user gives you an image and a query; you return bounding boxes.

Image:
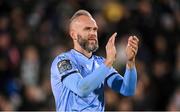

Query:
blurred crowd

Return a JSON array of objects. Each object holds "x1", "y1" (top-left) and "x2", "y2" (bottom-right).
[{"x1": 0, "y1": 0, "x2": 180, "y2": 111}]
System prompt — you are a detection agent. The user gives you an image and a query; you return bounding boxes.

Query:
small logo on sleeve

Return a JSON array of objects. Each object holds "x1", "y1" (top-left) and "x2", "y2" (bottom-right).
[{"x1": 57, "y1": 60, "x2": 72, "y2": 74}]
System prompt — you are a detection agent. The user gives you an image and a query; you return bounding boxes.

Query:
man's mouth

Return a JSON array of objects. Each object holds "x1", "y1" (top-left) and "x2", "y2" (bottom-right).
[
  {"x1": 88, "y1": 39, "x2": 96, "y2": 41},
  {"x1": 88, "y1": 39, "x2": 96, "y2": 43},
  {"x1": 88, "y1": 37, "x2": 96, "y2": 41}
]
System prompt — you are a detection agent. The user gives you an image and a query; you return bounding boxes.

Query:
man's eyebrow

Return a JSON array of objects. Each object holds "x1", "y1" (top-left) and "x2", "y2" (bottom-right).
[
  {"x1": 83, "y1": 26, "x2": 98, "y2": 30},
  {"x1": 84, "y1": 27, "x2": 91, "y2": 30}
]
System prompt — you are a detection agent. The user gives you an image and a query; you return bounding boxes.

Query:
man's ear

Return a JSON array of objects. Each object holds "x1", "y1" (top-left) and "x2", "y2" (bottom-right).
[{"x1": 70, "y1": 29, "x2": 77, "y2": 40}]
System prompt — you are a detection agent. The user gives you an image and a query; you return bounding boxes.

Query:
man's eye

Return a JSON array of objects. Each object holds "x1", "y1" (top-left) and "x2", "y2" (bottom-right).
[
  {"x1": 94, "y1": 28, "x2": 98, "y2": 31},
  {"x1": 85, "y1": 27, "x2": 91, "y2": 31}
]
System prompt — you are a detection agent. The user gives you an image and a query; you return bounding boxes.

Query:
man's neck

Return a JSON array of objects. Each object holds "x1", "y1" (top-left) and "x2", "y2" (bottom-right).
[{"x1": 74, "y1": 46, "x2": 92, "y2": 58}]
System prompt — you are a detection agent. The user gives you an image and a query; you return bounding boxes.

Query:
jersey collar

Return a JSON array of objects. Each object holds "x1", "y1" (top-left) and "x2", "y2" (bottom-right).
[{"x1": 71, "y1": 49, "x2": 94, "y2": 61}]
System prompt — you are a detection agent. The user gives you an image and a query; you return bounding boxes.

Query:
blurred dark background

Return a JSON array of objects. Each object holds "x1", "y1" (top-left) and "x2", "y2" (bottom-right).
[{"x1": 0, "y1": 0, "x2": 180, "y2": 111}]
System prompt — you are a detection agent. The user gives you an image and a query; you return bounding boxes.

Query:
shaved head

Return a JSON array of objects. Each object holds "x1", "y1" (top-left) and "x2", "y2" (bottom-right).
[
  {"x1": 69, "y1": 10, "x2": 94, "y2": 32},
  {"x1": 69, "y1": 10, "x2": 99, "y2": 53},
  {"x1": 69, "y1": 10, "x2": 97, "y2": 36}
]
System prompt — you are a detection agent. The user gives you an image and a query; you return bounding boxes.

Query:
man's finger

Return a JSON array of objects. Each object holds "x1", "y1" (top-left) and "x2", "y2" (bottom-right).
[
  {"x1": 129, "y1": 39, "x2": 138, "y2": 45},
  {"x1": 132, "y1": 36, "x2": 139, "y2": 43},
  {"x1": 129, "y1": 36, "x2": 139, "y2": 43},
  {"x1": 131, "y1": 47, "x2": 137, "y2": 55},
  {"x1": 128, "y1": 36, "x2": 132, "y2": 41},
  {"x1": 128, "y1": 46, "x2": 136, "y2": 56},
  {"x1": 129, "y1": 41, "x2": 138, "y2": 50},
  {"x1": 107, "y1": 32, "x2": 117, "y2": 45},
  {"x1": 112, "y1": 36, "x2": 115, "y2": 45},
  {"x1": 111, "y1": 32, "x2": 117, "y2": 38}
]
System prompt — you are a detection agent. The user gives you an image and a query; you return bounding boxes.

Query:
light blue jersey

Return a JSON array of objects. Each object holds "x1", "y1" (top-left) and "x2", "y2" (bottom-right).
[{"x1": 51, "y1": 49, "x2": 137, "y2": 111}]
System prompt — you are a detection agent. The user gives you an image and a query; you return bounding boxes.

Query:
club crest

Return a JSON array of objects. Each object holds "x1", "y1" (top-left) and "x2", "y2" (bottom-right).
[{"x1": 57, "y1": 60, "x2": 72, "y2": 73}]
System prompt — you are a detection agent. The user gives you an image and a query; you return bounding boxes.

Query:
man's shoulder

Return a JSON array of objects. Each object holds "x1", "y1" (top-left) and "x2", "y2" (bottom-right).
[
  {"x1": 50, "y1": 50, "x2": 73, "y2": 73},
  {"x1": 52, "y1": 50, "x2": 72, "y2": 63}
]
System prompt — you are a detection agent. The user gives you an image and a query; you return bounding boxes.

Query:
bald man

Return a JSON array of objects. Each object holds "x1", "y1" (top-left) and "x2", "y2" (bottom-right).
[{"x1": 51, "y1": 10, "x2": 139, "y2": 111}]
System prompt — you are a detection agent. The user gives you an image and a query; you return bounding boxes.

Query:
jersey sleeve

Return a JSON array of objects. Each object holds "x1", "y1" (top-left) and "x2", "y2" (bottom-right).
[
  {"x1": 105, "y1": 66, "x2": 137, "y2": 96},
  {"x1": 96, "y1": 56, "x2": 137, "y2": 96},
  {"x1": 51, "y1": 54, "x2": 111, "y2": 97},
  {"x1": 51, "y1": 54, "x2": 80, "y2": 82}
]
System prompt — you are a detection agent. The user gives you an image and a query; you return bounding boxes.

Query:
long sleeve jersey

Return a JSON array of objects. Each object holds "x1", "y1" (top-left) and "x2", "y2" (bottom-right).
[{"x1": 51, "y1": 49, "x2": 137, "y2": 111}]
